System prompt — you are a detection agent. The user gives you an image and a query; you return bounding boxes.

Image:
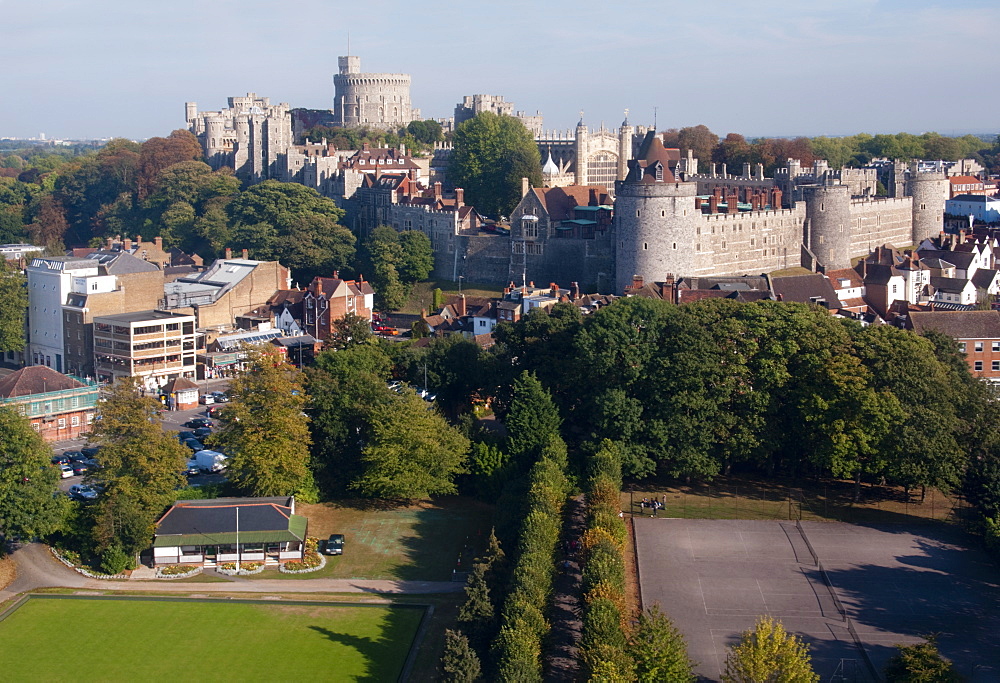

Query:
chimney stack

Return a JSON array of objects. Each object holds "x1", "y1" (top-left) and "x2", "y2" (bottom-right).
[
  {"x1": 458, "y1": 294, "x2": 467, "y2": 317},
  {"x1": 521, "y1": 177, "x2": 529, "y2": 197},
  {"x1": 123, "y1": 238, "x2": 132, "y2": 251},
  {"x1": 225, "y1": 248, "x2": 232, "y2": 259},
  {"x1": 709, "y1": 195, "x2": 719, "y2": 213},
  {"x1": 241, "y1": 249, "x2": 248, "y2": 260},
  {"x1": 549, "y1": 282, "x2": 558, "y2": 297},
  {"x1": 154, "y1": 236, "x2": 163, "y2": 248},
  {"x1": 433, "y1": 182, "x2": 442, "y2": 200},
  {"x1": 570, "y1": 281, "x2": 580, "y2": 300},
  {"x1": 455, "y1": 188, "x2": 464, "y2": 207}
]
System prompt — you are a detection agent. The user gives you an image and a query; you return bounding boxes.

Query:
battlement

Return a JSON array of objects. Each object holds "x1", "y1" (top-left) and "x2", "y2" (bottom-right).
[{"x1": 699, "y1": 206, "x2": 799, "y2": 223}]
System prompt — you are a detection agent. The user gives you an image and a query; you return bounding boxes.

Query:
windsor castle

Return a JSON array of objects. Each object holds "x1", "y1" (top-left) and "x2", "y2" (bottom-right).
[{"x1": 183, "y1": 57, "x2": 950, "y2": 293}]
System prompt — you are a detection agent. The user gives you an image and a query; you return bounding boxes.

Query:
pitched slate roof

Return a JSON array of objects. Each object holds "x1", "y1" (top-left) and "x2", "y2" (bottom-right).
[
  {"x1": 909, "y1": 310, "x2": 1000, "y2": 339},
  {"x1": 0, "y1": 366, "x2": 85, "y2": 398},
  {"x1": 930, "y1": 276, "x2": 973, "y2": 293},
  {"x1": 972, "y1": 269, "x2": 1000, "y2": 290},
  {"x1": 770, "y1": 274, "x2": 844, "y2": 308},
  {"x1": 153, "y1": 497, "x2": 306, "y2": 547},
  {"x1": 918, "y1": 248, "x2": 976, "y2": 270}
]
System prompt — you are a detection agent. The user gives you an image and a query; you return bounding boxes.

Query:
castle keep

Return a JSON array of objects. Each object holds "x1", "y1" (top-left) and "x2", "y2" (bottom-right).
[{"x1": 332, "y1": 55, "x2": 416, "y2": 129}]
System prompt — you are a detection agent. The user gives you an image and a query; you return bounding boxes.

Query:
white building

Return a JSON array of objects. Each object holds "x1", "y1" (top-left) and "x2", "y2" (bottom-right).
[
  {"x1": 947, "y1": 194, "x2": 1000, "y2": 224},
  {"x1": 26, "y1": 257, "x2": 98, "y2": 373}
]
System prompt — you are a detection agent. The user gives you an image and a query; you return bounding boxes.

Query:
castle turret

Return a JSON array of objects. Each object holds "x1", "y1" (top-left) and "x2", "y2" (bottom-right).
[
  {"x1": 907, "y1": 161, "x2": 948, "y2": 244},
  {"x1": 185, "y1": 102, "x2": 198, "y2": 126},
  {"x1": 574, "y1": 116, "x2": 587, "y2": 185},
  {"x1": 615, "y1": 133, "x2": 699, "y2": 293},
  {"x1": 617, "y1": 112, "x2": 633, "y2": 181},
  {"x1": 804, "y1": 184, "x2": 851, "y2": 270}
]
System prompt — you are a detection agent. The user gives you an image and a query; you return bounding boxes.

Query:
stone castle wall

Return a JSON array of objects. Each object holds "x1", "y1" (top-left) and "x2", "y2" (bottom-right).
[
  {"x1": 693, "y1": 207, "x2": 804, "y2": 276},
  {"x1": 333, "y1": 56, "x2": 413, "y2": 129}
]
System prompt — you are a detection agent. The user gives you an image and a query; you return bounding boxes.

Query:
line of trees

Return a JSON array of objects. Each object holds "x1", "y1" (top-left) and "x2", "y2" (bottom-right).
[{"x1": 664, "y1": 125, "x2": 1000, "y2": 177}]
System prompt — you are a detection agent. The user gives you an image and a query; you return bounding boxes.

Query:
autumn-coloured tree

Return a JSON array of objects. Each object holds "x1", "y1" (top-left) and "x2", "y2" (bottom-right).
[{"x1": 135, "y1": 130, "x2": 203, "y2": 200}]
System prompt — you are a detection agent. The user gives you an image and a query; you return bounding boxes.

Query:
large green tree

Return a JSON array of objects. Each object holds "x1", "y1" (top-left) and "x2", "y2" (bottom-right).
[
  {"x1": 351, "y1": 389, "x2": 470, "y2": 499},
  {"x1": 448, "y1": 112, "x2": 541, "y2": 218},
  {"x1": 0, "y1": 407, "x2": 66, "y2": 539},
  {"x1": 0, "y1": 258, "x2": 27, "y2": 352},
  {"x1": 629, "y1": 605, "x2": 696, "y2": 682},
  {"x1": 363, "y1": 226, "x2": 408, "y2": 311},
  {"x1": 88, "y1": 378, "x2": 189, "y2": 556},
  {"x1": 211, "y1": 346, "x2": 315, "y2": 499},
  {"x1": 504, "y1": 371, "x2": 562, "y2": 468}
]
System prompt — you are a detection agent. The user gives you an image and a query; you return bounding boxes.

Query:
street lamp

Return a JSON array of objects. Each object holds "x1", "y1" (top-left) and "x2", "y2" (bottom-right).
[{"x1": 458, "y1": 275, "x2": 464, "y2": 294}]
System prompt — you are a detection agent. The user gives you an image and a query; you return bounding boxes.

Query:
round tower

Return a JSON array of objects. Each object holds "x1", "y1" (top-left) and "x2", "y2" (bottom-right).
[
  {"x1": 574, "y1": 116, "x2": 587, "y2": 185},
  {"x1": 204, "y1": 115, "x2": 225, "y2": 167},
  {"x1": 804, "y1": 184, "x2": 851, "y2": 270},
  {"x1": 908, "y1": 162, "x2": 948, "y2": 244},
  {"x1": 617, "y1": 112, "x2": 633, "y2": 181},
  {"x1": 615, "y1": 134, "x2": 699, "y2": 293}
]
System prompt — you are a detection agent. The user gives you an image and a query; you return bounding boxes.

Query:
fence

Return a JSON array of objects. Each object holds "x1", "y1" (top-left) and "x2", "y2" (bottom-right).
[{"x1": 623, "y1": 482, "x2": 964, "y2": 525}]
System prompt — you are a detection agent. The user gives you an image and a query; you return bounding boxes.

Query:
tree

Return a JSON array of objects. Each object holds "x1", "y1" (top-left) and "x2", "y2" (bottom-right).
[
  {"x1": 326, "y1": 313, "x2": 374, "y2": 351},
  {"x1": 398, "y1": 229, "x2": 434, "y2": 284},
  {"x1": 0, "y1": 407, "x2": 66, "y2": 539},
  {"x1": 135, "y1": 130, "x2": 203, "y2": 200},
  {"x1": 883, "y1": 636, "x2": 960, "y2": 682},
  {"x1": 364, "y1": 226, "x2": 408, "y2": 311},
  {"x1": 0, "y1": 258, "x2": 27, "y2": 352},
  {"x1": 440, "y1": 629, "x2": 482, "y2": 683},
  {"x1": 448, "y1": 112, "x2": 541, "y2": 218},
  {"x1": 211, "y1": 346, "x2": 315, "y2": 500},
  {"x1": 458, "y1": 561, "x2": 495, "y2": 651},
  {"x1": 676, "y1": 125, "x2": 719, "y2": 170},
  {"x1": 351, "y1": 389, "x2": 470, "y2": 499},
  {"x1": 407, "y1": 119, "x2": 444, "y2": 144},
  {"x1": 504, "y1": 371, "x2": 561, "y2": 467},
  {"x1": 629, "y1": 604, "x2": 696, "y2": 682},
  {"x1": 88, "y1": 378, "x2": 189, "y2": 555},
  {"x1": 722, "y1": 616, "x2": 819, "y2": 683}
]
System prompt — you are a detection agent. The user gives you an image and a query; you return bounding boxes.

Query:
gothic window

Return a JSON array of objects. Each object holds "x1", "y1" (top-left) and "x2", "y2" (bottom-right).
[
  {"x1": 523, "y1": 222, "x2": 538, "y2": 239},
  {"x1": 587, "y1": 151, "x2": 617, "y2": 188}
]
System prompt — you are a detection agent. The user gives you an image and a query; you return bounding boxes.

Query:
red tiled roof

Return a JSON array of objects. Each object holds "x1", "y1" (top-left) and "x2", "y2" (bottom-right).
[
  {"x1": 0, "y1": 366, "x2": 85, "y2": 398},
  {"x1": 531, "y1": 185, "x2": 610, "y2": 222}
]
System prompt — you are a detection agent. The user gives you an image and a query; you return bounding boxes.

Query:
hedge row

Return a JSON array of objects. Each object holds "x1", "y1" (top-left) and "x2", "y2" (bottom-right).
[
  {"x1": 579, "y1": 441, "x2": 633, "y2": 680},
  {"x1": 491, "y1": 436, "x2": 571, "y2": 681}
]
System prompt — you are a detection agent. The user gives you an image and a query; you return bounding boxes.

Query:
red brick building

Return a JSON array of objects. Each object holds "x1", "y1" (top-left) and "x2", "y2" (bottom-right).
[
  {"x1": 302, "y1": 273, "x2": 375, "y2": 341},
  {"x1": 0, "y1": 366, "x2": 99, "y2": 442},
  {"x1": 908, "y1": 310, "x2": 1000, "y2": 381}
]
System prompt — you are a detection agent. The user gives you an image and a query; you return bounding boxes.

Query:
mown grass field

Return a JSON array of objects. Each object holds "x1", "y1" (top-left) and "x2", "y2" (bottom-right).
[
  {"x1": 0, "y1": 597, "x2": 422, "y2": 681},
  {"x1": 270, "y1": 497, "x2": 491, "y2": 581},
  {"x1": 623, "y1": 475, "x2": 963, "y2": 525}
]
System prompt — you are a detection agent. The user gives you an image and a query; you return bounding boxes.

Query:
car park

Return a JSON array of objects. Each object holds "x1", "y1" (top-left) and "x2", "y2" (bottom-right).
[
  {"x1": 58, "y1": 464, "x2": 74, "y2": 479},
  {"x1": 183, "y1": 418, "x2": 213, "y2": 429},
  {"x1": 199, "y1": 393, "x2": 215, "y2": 405},
  {"x1": 69, "y1": 484, "x2": 98, "y2": 501}
]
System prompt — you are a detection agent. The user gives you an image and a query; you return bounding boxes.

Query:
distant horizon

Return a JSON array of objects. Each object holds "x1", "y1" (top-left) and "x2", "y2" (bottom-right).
[{"x1": 3, "y1": 0, "x2": 998, "y2": 141}]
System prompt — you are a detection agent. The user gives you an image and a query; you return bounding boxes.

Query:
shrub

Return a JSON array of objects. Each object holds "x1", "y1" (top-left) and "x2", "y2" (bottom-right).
[
  {"x1": 158, "y1": 564, "x2": 195, "y2": 576},
  {"x1": 100, "y1": 544, "x2": 131, "y2": 575}
]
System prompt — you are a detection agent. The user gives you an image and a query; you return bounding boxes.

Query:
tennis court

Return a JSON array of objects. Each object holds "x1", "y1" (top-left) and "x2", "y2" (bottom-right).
[{"x1": 634, "y1": 519, "x2": 1000, "y2": 681}]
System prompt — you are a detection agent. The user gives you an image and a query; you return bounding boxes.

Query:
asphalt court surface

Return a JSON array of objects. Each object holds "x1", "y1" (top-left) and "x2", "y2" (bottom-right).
[{"x1": 635, "y1": 519, "x2": 1000, "y2": 681}]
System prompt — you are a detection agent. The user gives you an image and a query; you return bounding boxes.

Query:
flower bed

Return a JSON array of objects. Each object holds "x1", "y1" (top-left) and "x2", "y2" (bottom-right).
[
  {"x1": 216, "y1": 561, "x2": 265, "y2": 576},
  {"x1": 279, "y1": 539, "x2": 326, "y2": 574},
  {"x1": 50, "y1": 546, "x2": 128, "y2": 580},
  {"x1": 155, "y1": 564, "x2": 202, "y2": 579}
]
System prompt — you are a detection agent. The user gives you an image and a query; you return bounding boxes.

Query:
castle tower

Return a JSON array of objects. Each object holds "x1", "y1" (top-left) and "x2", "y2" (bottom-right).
[
  {"x1": 185, "y1": 102, "x2": 198, "y2": 127},
  {"x1": 574, "y1": 116, "x2": 587, "y2": 185},
  {"x1": 907, "y1": 162, "x2": 948, "y2": 245},
  {"x1": 615, "y1": 134, "x2": 699, "y2": 293},
  {"x1": 333, "y1": 55, "x2": 413, "y2": 129},
  {"x1": 617, "y1": 112, "x2": 633, "y2": 181},
  {"x1": 804, "y1": 184, "x2": 851, "y2": 270}
]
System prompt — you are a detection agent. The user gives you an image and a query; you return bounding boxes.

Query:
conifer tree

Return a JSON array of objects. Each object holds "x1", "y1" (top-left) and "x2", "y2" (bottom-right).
[{"x1": 440, "y1": 629, "x2": 482, "y2": 683}]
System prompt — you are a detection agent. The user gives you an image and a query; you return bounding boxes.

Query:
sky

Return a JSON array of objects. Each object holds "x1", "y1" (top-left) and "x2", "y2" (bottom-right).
[{"x1": 2, "y1": 0, "x2": 998, "y2": 141}]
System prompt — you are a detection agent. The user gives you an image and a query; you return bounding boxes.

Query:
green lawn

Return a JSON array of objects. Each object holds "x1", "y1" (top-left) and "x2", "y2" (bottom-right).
[
  {"x1": 0, "y1": 596, "x2": 423, "y2": 682},
  {"x1": 262, "y1": 498, "x2": 491, "y2": 582}
]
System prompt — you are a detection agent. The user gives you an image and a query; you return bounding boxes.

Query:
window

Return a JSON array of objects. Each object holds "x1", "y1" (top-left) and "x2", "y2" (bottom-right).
[
  {"x1": 71, "y1": 415, "x2": 80, "y2": 427},
  {"x1": 958, "y1": 342, "x2": 967, "y2": 352},
  {"x1": 993, "y1": 361, "x2": 1000, "y2": 372},
  {"x1": 976, "y1": 341, "x2": 984, "y2": 352},
  {"x1": 993, "y1": 341, "x2": 1000, "y2": 352},
  {"x1": 975, "y1": 361, "x2": 984, "y2": 372},
  {"x1": 57, "y1": 418, "x2": 66, "y2": 428}
]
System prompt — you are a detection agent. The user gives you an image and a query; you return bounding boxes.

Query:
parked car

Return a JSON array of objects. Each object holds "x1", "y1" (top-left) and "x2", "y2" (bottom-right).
[
  {"x1": 51, "y1": 455, "x2": 70, "y2": 466},
  {"x1": 81, "y1": 446, "x2": 100, "y2": 459},
  {"x1": 176, "y1": 431, "x2": 196, "y2": 441},
  {"x1": 58, "y1": 464, "x2": 74, "y2": 479},
  {"x1": 206, "y1": 406, "x2": 222, "y2": 418},
  {"x1": 182, "y1": 439, "x2": 204, "y2": 452},
  {"x1": 320, "y1": 534, "x2": 345, "y2": 555},
  {"x1": 199, "y1": 393, "x2": 215, "y2": 405},
  {"x1": 183, "y1": 418, "x2": 213, "y2": 429},
  {"x1": 184, "y1": 459, "x2": 201, "y2": 476},
  {"x1": 210, "y1": 391, "x2": 229, "y2": 403},
  {"x1": 193, "y1": 427, "x2": 213, "y2": 440},
  {"x1": 69, "y1": 484, "x2": 98, "y2": 501},
  {"x1": 71, "y1": 462, "x2": 89, "y2": 476},
  {"x1": 64, "y1": 450, "x2": 87, "y2": 463}
]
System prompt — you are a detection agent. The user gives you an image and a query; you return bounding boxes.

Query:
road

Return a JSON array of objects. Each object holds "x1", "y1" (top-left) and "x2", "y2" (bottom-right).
[{"x1": 0, "y1": 543, "x2": 462, "y2": 606}]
